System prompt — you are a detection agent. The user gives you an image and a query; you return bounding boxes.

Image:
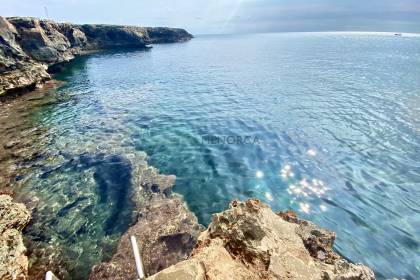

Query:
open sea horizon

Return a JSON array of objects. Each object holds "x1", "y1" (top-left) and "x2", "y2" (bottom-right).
[{"x1": 1, "y1": 32, "x2": 419, "y2": 279}]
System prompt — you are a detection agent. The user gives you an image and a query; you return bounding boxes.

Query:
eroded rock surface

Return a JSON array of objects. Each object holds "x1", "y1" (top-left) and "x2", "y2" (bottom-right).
[
  {"x1": 0, "y1": 194, "x2": 31, "y2": 280},
  {"x1": 147, "y1": 199, "x2": 375, "y2": 280},
  {"x1": 0, "y1": 16, "x2": 193, "y2": 97},
  {"x1": 89, "y1": 195, "x2": 203, "y2": 280}
]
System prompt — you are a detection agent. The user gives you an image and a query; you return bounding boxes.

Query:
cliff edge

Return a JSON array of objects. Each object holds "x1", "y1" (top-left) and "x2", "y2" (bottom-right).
[
  {"x1": 0, "y1": 16, "x2": 193, "y2": 97},
  {"x1": 90, "y1": 199, "x2": 375, "y2": 280},
  {"x1": 146, "y1": 199, "x2": 375, "y2": 280}
]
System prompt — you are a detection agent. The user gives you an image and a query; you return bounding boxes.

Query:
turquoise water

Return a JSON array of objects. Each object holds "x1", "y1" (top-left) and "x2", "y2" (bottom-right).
[{"x1": 2, "y1": 32, "x2": 420, "y2": 279}]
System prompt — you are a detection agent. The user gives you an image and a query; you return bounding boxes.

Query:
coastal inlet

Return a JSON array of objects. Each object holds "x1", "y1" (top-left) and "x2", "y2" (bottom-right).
[{"x1": 0, "y1": 32, "x2": 419, "y2": 279}]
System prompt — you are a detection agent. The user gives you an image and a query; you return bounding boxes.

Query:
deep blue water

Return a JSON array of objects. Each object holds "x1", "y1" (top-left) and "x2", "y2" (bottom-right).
[{"x1": 3, "y1": 32, "x2": 420, "y2": 279}]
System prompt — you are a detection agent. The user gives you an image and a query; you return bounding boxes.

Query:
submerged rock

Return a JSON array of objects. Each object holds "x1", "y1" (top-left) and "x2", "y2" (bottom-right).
[
  {"x1": 0, "y1": 16, "x2": 193, "y2": 97},
  {"x1": 87, "y1": 151, "x2": 201, "y2": 279},
  {"x1": 147, "y1": 199, "x2": 375, "y2": 280},
  {"x1": 0, "y1": 194, "x2": 31, "y2": 280}
]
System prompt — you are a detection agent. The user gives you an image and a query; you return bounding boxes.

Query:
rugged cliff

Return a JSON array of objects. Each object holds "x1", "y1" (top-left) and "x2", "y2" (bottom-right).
[{"x1": 0, "y1": 16, "x2": 193, "y2": 97}]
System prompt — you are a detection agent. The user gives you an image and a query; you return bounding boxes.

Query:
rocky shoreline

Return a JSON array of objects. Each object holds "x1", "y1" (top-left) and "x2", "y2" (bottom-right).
[
  {"x1": 90, "y1": 199, "x2": 375, "y2": 280},
  {"x1": 149, "y1": 199, "x2": 375, "y2": 280},
  {"x1": 0, "y1": 16, "x2": 376, "y2": 280},
  {"x1": 0, "y1": 16, "x2": 193, "y2": 98},
  {"x1": 0, "y1": 194, "x2": 375, "y2": 280},
  {"x1": 0, "y1": 191, "x2": 375, "y2": 279}
]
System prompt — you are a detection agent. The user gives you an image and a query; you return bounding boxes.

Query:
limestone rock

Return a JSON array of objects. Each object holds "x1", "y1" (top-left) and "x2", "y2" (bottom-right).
[
  {"x1": 147, "y1": 258, "x2": 207, "y2": 280},
  {"x1": 0, "y1": 16, "x2": 28, "y2": 72},
  {"x1": 7, "y1": 17, "x2": 73, "y2": 64},
  {"x1": 59, "y1": 24, "x2": 88, "y2": 47},
  {"x1": 79, "y1": 24, "x2": 148, "y2": 49},
  {"x1": 0, "y1": 63, "x2": 50, "y2": 96},
  {"x1": 89, "y1": 195, "x2": 203, "y2": 280},
  {"x1": 0, "y1": 195, "x2": 31, "y2": 280},
  {"x1": 147, "y1": 199, "x2": 375, "y2": 280},
  {"x1": 145, "y1": 27, "x2": 193, "y2": 43}
]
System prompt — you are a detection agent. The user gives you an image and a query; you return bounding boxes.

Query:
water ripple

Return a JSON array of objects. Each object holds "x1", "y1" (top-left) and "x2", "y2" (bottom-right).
[{"x1": 0, "y1": 33, "x2": 419, "y2": 279}]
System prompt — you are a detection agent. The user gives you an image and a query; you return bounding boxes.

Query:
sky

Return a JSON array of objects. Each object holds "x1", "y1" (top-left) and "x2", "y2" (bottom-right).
[{"x1": 1, "y1": 0, "x2": 420, "y2": 34}]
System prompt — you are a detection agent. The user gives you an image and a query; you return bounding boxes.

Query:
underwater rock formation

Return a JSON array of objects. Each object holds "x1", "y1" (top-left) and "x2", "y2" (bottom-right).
[
  {"x1": 146, "y1": 199, "x2": 375, "y2": 280},
  {"x1": 88, "y1": 150, "x2": 203, "y2": 279},
  {"x1": 0, "y1": 194, "x2": 31, "y2": 280},
  {"x1": 0, "y1": 16, "x2": 193, "y2": 97}
]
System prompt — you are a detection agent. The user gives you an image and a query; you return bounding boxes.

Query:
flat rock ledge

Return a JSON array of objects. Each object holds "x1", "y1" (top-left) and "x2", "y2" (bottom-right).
[
  {"x1": 0, "y1": 194, "x2": 31, "y2": 280},
  {"x1": 144, "y1": 199, "x2": 375, "y2": 280},
  {"x1": 0, "y1": 16, "x2": 193, "y2": 97}
]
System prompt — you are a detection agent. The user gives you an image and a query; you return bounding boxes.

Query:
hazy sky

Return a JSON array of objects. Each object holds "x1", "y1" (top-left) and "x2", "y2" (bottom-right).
[{"x1": 1, "y1": 0, "x2": 420, "y2": 34}]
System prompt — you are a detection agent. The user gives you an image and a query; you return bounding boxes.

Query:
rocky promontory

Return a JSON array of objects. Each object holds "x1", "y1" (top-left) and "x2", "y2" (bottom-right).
[
  {"x1": 0, "y1": 16, "x2": 193, "y2": 97},
  {"x1": 90, "y1": 199, "x2": 375, "y2": 280}
]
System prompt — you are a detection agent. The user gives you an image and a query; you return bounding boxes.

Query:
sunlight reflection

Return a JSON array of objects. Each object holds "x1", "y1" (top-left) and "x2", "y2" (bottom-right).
[
  {"x1": 287, "y1": 178, "x2": 328, "y2": 199},
  {"x1": 281, "y1": 164, "x2": 329, "y2": 214},
  {"x1": 265, "y1": 192, "x2": 274, "y2": 201},
  {"x1": 280, "y1": 164, "x2": 294, "y2": 179},
  {"x1": 299, "y1": 202, "x2": 310, "y2": 213},
  {"x1": 307, "y1": 148, "x2": 317, "y2": 156},
  {"x1": 256, "y1": 170, "x2": 264, "y2": 178}
]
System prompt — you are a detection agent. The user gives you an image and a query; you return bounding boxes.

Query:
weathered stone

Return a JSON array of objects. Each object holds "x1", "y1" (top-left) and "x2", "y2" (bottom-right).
[
  {"x1": 0, "y1": 195, "x2": 31, "y2": 280},
  {"x1": 278, "y1": 209, "x2": 340, "y2": 264},
  {"x1": 59, "y1": 24, "x2": 88, "y2": 47},
  {"x1": 7, "y1": 17, "x2": 73, "y2": 64},
  {"x1": 147, "y1": 258, "x2": 207, "y2": 280},
  {"x1": 145, "y1": 27, "x2": 193, "y2": 44},
  {"x1": 89, "y1": 194, "x2": 203, "y2": 280},
  {"x1": 79, "y1": 24, "x2": 148, "y2": 49},
  {"x1": 147, "y1": 199, "x2": 375, "y2": 280},
  {"x1": 0, "y1": 16, "x2": 29, "y2": 72}
]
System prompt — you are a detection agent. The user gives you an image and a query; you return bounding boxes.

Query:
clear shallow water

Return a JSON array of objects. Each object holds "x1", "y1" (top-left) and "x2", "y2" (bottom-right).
[{"x1": 1, "y1": 32, "x2": 419, "y2": 279}]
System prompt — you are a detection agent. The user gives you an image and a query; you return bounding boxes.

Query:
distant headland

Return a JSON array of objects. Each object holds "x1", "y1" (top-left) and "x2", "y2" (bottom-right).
[{"x1": 0, "y1": 16, "x2": 193, "y2": 98}]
